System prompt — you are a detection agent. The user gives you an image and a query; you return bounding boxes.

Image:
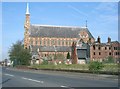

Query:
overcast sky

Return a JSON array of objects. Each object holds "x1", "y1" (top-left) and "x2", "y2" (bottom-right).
[{"x1": 1, "y1": 2, "x2": 118, "y2": 60}]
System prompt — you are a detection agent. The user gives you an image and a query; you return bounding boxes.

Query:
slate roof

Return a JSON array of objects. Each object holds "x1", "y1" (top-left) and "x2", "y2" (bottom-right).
[
  {"x1": 29, "y1": 24, "x2": 94, "y2": 39},
  {"x1": 31, "y1": 46, "x2": 71, "y2": 55},
  {"x1": 91, "y1": 41, "x2": 120, "y2": 46},
  {"x1": 111, "y1": 41, "x2": 119, "y2": 43}
]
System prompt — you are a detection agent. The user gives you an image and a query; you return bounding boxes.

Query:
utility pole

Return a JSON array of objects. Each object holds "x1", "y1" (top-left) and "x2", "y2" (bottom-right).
[{"x1": 53, "y1": 45, "x2": 57, "y2": 60}]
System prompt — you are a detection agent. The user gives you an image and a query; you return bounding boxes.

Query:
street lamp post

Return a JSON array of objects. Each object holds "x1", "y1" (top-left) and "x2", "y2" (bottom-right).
[
  {"x1": 53, "y1": 45, "x2": 57, "y2": 60},
  {"x1": 53, "y1": 45, "x2": 57, "y2": 65},
  {"x1": 37, "y1": 48, "x2": 41, "y2": 64}
]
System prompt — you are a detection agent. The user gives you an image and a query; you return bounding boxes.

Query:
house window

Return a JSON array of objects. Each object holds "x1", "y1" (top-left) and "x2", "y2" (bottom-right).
[
  {"x1": 47, "y1": 39, "x2": 50, "y2": 46},
  {"x1": 105, "y1": 47, "x2": 107, "y2": 50},
  {"x1": 44, "y1": 40, "x2": 46, "y2": 46},
  {"x1": 58, "y1": 40, "x2": 60, "y2": 45},
  {"x1": 93, "y1": 45, "x2": 95, "y2": 50},
  {"x1": 51, "y1": 40, "x2": 55, "y2": 45},
  {"x1": 114, "y1": 47, "x2": 117, "y2": 50},
  {"x1": 69, "y1": 41, "x2": 71, "y2": 46},
  {"x1": 62, "y1": 40, "x2": 64, "y2": 46},
  {"x1": 66, "y1": 41, "x2": 68, "y2": 46},
  {"x1": 118, "y1": 52, "x2": 120, "y2": 55},
  {"x1": 114, "y1": 47, "x2": 115, "y2": 50},
  {"x1": 99, "y1": 52, "x2": 101, "y2": 55},
  {"x1": 36, "y1": 41, "x2": 38, "y2": 45},
  {"x1": 109, "y1": 47, "x2": 111, "y2": 50},
  {"x1": 40, "y1": 40, "x2": 42, "y2": 45},
  {"x1": 118, "y1": 47, "x2": 120, "y2": 50},
  {"x1": 109, "y1": 52, "x2": 111, "y2": 55},
  {"x1": 55, "y1": 40, "x2": 57, "y2": 45},
  {"x1": 98, "y1": 46, "x2": 101, "y2": 50}
]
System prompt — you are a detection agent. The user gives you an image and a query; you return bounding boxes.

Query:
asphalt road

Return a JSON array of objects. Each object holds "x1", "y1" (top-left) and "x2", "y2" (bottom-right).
[{"x1": 1, "y1": 67, "x2": 118, "y2": 88}]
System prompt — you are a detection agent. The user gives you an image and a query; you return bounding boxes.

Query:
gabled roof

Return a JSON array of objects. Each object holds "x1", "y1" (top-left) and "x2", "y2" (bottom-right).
[
  {"x1": 29, "y1": 24, "x2": 94, "y2": 39},
  {"x1": 91, "y1": 41, "x2": 120, "y2": 46},
  {"x1": 111, "y1": 41, "x2": 119, "y2": 43}
]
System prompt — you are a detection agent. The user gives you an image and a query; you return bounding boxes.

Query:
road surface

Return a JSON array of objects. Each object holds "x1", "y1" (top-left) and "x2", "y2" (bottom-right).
[{"x1": 1, "y1": 67, "x2": 118, "y2": 88}]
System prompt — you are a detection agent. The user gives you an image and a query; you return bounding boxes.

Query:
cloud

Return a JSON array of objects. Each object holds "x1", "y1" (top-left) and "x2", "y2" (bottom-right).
[
  {"x1": 90, "y1": 2, "x2": 118, "y2": 25},
  {"x1": 98, "y1": 15, "x2": 117, "y2": 24},
  {"x1": 67, "y1": 5, "x2": 88, "y2": 17},
  {"x1": 95, "y1": 2, "x2": 117, "y2": 13}
]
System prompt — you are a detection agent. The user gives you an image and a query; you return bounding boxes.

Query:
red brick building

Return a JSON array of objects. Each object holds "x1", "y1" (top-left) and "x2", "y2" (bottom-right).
[
  {"x1": 90, "y1": 36, "x2": 120, "y2": 62},
  {"x1": 24, "y1": 3, "x2": 95, "y2": 63},
  {"x1": 24, "y1": 3, "x2": 119, "y2": 64}
]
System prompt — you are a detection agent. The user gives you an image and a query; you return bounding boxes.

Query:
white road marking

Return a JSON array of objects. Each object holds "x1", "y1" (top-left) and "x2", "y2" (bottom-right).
[
  {"x1": 61, "y1": 85, "x2": 68, "y2": 87},
  {"x1": 22, "y1": 77, "x2": 44, "y2": 83},
  {"x1": 4, "y1": 74, "x2": 14, "y2": 77},
  {"x1": 61, "y1": 85, "x2": 74, "y2": 89}
]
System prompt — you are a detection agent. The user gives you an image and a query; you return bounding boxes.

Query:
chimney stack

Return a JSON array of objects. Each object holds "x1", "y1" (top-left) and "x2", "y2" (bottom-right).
[
  {"x1": 97, "y1": 36, "x2": 101, "y2": 43},
  {"x1": 108, "y1": 37, "x2": 111, "y2": 43}
]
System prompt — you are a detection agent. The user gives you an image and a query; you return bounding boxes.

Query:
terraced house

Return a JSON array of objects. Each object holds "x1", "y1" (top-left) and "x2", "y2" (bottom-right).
[{"x1": 24, "y1": 3, "x2": 120, "y2": 64}]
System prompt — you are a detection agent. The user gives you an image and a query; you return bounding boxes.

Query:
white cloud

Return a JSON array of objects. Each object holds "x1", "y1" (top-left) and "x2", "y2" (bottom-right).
[
  {"x1": 95, "y1": 2, "x2": 117, "y2": 13},
  {"x1": 98, "y1": 15, "x2": 118, "y2": 24},
  {"x1": 90, "y1": 2, "x2": 118, "y2": 25},
  {"x1": 67, "y1": 5, "x2": 88, "y2": 17}
]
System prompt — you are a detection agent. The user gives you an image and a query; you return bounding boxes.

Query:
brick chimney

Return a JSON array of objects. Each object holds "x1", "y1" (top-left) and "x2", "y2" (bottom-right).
[
  {"x1": 97, "y1": 36, "x2": 101, "y2": 43},
  {"x1": 107, "y1": 37, "x2": 111, "y2": 43}
]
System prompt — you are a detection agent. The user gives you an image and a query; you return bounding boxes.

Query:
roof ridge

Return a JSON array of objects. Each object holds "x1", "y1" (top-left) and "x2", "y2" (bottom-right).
[{"x1": 31, "y1": 24, "x2": 87, "y2": 28}]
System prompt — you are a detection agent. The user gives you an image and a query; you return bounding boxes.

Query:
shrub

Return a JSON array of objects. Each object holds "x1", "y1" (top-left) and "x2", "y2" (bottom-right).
[
  {"x1": 67, "y1": 52, "x2": 70, "y2": 59},
  {"x1": 89, "y1": 61, "x2": 104, "y2": 73},
  {"x1": 103, "y1": 56, "x2": 115, "y2": 63},
  {"x1": 41, "y1": 60, "x2": 48, "y2": 65}
]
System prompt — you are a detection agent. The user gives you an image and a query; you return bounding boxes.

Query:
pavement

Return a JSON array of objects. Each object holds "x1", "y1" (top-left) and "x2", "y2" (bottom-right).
[{"x1": 1, "y1": 67, "x2": 118, "y2": 88}]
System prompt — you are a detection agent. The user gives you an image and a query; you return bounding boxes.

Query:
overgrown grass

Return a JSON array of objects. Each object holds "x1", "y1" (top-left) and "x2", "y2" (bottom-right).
[
  {"x1": 30, "y1": 63, "x2": 119, "y2": 75},
  {"x1": 102, "y1": 63, "x2": 118, "y2": 72},
  {"x1": 31, "y1": 64, "x2": 88, "y2": 70},
  {"x1": 31, "y1": 63, "x2": 118, "y2": 72}
]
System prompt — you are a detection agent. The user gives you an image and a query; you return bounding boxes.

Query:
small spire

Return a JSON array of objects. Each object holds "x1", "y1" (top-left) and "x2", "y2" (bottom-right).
[
  {"x1": 86, "y1": 20, "x2": 87, "y2": 27},
  {"x1": 26, "y1": 3, "x2": 30, "y2": 14}
]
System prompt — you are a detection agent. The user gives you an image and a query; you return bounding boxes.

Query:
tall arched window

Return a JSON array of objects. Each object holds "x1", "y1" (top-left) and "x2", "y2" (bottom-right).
[
  {"x1": 51, "y1": 39, "x2": 55, "y2": 45},
  {"x1": 47, "y1": 39, "x2": 50, "y2": 46},
  {"x1": 40, "y1": 40, "x2": 42, "y2": 46},
  {"x1": 36, "y1": 40, "x2": 38, "y2": 45},
  {"x1": 66, "y1": 41, "x2": 68, "y2": 46},
  {"x1": 44, "y1": 40, "x2": 46, "y2": 46},
  {"x1": 58, "y1": 39, "x2": 60, "y2": 46},
  {"x1": 62, "y1": 40, "x2": 64, "y2": 46},
  {"x1": 93, "y1": 45, "x2": 95, "y2": 50}
]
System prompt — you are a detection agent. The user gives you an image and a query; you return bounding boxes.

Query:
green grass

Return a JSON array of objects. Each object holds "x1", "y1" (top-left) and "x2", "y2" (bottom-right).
[
  {"x1": 102, "y1": 64, "x2": 118, "y2": 72},
  {"x1": 31, "y1": 63, "x2": 118, "y2": 72},
  {"x1": 31, "y1": 64, "x2": 88, "y2": 70}
]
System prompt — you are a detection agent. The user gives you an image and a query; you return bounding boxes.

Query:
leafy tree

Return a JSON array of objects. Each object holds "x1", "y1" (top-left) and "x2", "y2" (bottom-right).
[
  {"x1": 9, "y1": 40, "x2": 31, "y2": 66},
  {"x1": 89, "y1": 61, "x2": 104, "y2": 73},
  {"x1": 67, "y1": 52, "x2": 70, "y2": 59}
]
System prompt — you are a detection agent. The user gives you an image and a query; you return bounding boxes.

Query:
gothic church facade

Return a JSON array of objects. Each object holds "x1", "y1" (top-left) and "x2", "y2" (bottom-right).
[{"x1": 24, "y1": 3, "x2": 95, "y2": 62}]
